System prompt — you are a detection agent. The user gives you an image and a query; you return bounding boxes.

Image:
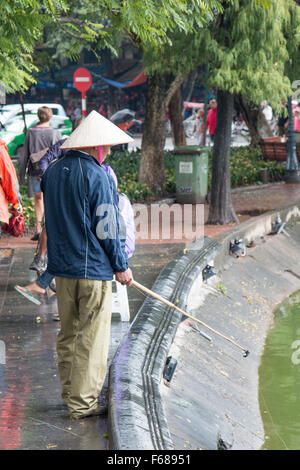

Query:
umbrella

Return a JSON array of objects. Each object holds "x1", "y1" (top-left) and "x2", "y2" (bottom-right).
[
  {"x1": 110, "y1": 108, "x2": 136, "y2": 125},
  {"x1": 183, "y1": 101, "x2": 205, "y2": 110}
]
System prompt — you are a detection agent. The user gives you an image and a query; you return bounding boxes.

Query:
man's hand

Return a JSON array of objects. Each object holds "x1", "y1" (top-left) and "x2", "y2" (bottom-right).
[{"x1": 115, "y1": 268, "x2": 133, "y2": 286}]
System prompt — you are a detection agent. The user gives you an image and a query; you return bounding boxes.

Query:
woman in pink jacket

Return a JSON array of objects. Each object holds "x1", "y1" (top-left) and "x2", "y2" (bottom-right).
[{"x1": 0, "y1": 139, "x2": 21, "y2": 235}]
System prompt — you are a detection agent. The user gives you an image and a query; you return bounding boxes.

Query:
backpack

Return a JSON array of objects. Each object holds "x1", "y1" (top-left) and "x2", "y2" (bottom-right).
[
  {"x1": 29, "y1": 148, "x2": 49, "y2": 175},
  {"x1": 2, "y1": 207, "x2": 25, "y2": 237},
  {"x1": 29, "y1": 129, "x2": 62, "y2": 176}
]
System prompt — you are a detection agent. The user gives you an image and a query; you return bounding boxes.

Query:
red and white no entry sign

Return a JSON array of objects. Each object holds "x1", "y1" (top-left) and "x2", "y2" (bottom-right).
[
  {"x1": 73, "y1": 67, "x2": 92, "y2": 92},
  {"x1": 73, "y1": 67, "x2": 92, "y2": 116}
]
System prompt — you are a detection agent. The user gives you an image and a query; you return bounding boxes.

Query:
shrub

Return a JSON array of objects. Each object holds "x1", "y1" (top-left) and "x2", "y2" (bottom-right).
[
  {"x1": 20, "y1": 191, "x2": 35, "y2": 228},
  {"x1": 107, "y1": 146, "x2": 285, "y2": 197},
  {"x1": 106, "y1": 150, "x2": 154, "y2": 201},
  {"x1": 13, "y1": 161, "x2": 36, "y2": 227},
  {"x1": 229, "y1": 146, "x2": 284, "y2": 187}
]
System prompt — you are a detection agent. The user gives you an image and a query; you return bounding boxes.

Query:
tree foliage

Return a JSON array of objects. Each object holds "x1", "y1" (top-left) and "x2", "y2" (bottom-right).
[
  {"x1": 140, "y1": 0, "x2": 300, "y2": 221},
  {"x1": 0, "y1": 0, "x2": 67, "y2": 92},
  {"x1": 0, "y1": 0, "x2": 226, "y2": 92},
  {"x1": 205, "y1": 0, "x2": 297, "y2": 111},
  {"x1": 204, "y1": 0, "x2": 300, "y2": 224},
  {"x1": 44, "y1": 0, "x2": 225, "y2": 61},
  {"x1": 41, "y1": 0, "x2": 226, "y2": 195},
  {"x1": 282, "y1": 0, "x2": 300, "y2": 83},
  {"x1": 146, "y1": 0, "x2": 298, "y2": 111},
  {"x1": 45, "y1": 1, "x2": 114, "y2": 61}
]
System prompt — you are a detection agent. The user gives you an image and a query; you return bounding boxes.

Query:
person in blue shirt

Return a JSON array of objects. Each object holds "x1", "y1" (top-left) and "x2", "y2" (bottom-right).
[
  {"x1": 14, "y1": 120, "x2": 134, "y2": 307},
  {"x1": 25, "y1": 110, "x2": 134, "y2": 420}
]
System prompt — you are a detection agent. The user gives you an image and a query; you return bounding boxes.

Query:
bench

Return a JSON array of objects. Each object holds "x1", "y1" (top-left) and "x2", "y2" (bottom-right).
[{"x1": 261, "y1": 135, "x2": 300, "y2": 162}]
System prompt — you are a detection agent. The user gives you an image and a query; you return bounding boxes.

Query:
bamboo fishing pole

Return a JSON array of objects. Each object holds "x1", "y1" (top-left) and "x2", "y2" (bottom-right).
[{"x1": 131, "y1": 280, "x2": 250, "y2": 357}]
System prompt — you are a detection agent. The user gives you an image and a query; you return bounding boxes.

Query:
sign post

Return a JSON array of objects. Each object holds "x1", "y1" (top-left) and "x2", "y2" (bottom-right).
[{"x1": 73, "y1": 67, "x2": 92, "y2": 117}]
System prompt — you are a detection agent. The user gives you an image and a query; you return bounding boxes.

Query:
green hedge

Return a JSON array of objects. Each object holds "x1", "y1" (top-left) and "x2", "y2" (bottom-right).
[
  {"x1": 228, "y1": 146, "x2": 285, "y2": 188},
  {"x1": 107, "y1": 146, "x2": 285, "y2": 195},
  {"x1": 105, "y1": 150, "x2": 154, "y2": 201},
  {"x1": 12, "y1": 160, "x2": 36, "y2": 229}
]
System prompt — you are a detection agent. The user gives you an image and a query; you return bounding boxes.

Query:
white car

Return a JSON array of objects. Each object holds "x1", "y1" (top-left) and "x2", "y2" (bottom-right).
[{"x1": 0, "y1": 103, "x2": 67, "y2": 125}]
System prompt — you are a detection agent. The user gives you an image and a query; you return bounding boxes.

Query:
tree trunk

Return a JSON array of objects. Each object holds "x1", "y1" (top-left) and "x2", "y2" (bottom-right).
[
  {"x1": 168, "y1": 87, "x2": 186, "y2": 146},
  {"x1": 18, "y1": 92, "x2": 27, "y2": 133},
  {"x1": 106, "y1": 86, "x2": 118, "y2": 118},
  {"x1": 182, "y1": 70, "x2": 197, "y2": 102},
  {"x1": 207, "y1": 90, "x2": 239, "y2": 225},
  {"x1": 235, "y1": 94, "x2": 273, "y2": 147},
  {"x1": 103, "y1": 48, "x2": 118, "y2": 118},
  {"x1": 50, "y1": 68, "x2": 66, "y2": 110},
  {"x1": 139, "y1": 73, "x2": 167, "y2": 195}
]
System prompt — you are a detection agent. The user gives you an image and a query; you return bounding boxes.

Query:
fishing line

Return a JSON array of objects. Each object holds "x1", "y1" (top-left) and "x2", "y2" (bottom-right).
[{"x1": 260, "y1": 389, "x2": 289, "y2": 450}]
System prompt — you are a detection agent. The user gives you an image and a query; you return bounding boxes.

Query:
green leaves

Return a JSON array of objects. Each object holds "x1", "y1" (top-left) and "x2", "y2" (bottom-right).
[
  {"x1": 0, "y1": 0, "x2": 226, "y2": 92},
  {"x1": 2, "y1": 0, "x2": 298, "y2": 104},
  {"x1": 0, "y1": 0, "x2": 67, "y2": 91},
  {"x1": 228, "y1": 147, "x2": 285, "y2": 188},
  {"x1": 201, "y1": 0, "x2": 298, "y2": 108}
]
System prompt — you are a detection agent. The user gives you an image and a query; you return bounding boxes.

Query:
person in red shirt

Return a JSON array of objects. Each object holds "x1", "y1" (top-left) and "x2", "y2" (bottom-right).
[
  {"x1": 0, "y1": 139, "x2": 21, "y2": 236},
  {"x1": 206, "y1": 99, "x2": 217, "y2": 144},
  {"x1": 117, "y1": 121, "x2": 135, "y2": 150}
]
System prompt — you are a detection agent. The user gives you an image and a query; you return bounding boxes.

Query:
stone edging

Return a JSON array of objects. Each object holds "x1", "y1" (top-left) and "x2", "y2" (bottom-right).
[{"x1": 108, "y1": 202, "x2": 300, "y2": 450}]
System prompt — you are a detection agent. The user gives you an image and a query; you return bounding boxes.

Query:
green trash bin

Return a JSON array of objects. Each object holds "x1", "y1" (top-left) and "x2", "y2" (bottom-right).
[{"x1": 172, "y1": 145, "x2": 209, "y2": 204}]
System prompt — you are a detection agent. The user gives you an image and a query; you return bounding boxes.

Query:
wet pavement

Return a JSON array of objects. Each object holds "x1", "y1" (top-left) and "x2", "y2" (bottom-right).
[{"x1": 0, "y1": 243, "x2": 183, "y2": 450}]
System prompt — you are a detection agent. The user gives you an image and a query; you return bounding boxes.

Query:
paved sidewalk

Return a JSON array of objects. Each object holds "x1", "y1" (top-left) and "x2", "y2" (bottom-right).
[
  {"x1": 0, "y1": 181, "x2": 300, "y2": 449},
  {"x1": 0, "y1": 243, "x2": 184, "y2": 450}
]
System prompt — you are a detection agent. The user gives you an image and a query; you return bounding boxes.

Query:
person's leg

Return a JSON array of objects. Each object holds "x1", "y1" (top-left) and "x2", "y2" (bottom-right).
[
  {"x1": 55, "y1": 277, "x2": 79, "y2": 403},
  {"x1": 14, "y1": 269, "x2": 56, "y2": 304},
  {"x1": 33, "y1": 191, "x2": 43, "y2": 235},
  {"x1": 35, "y1": 268, "x2": 53, "y2": 289},
  {"x1": 66, "y1": 279, "x2": 112, "y2": 419},
  {"x1": 36, "y1": 269, "x2": 56, "y2": 298},
  {"x1": 278, "y1": 126, "x2": 284, "y2": 137},
  {"x1": 30, "y1": 227, "x2": 47, "y2": 273},
  {"x1": 37, "y1": 226, "x2": 47, "y2": 259},
  {"x1": 29, "y1": 177, "x2": 44, "y2": 239}
]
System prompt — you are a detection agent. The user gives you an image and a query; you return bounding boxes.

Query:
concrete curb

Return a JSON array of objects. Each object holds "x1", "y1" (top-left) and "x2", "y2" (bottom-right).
[{"x1": 108, "y1": 202, "x2": 300, "y2": 450}]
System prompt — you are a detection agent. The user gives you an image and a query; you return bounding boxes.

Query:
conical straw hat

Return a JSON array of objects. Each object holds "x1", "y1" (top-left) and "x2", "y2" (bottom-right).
[{"x1": 60, "y1": 110, "x2": 135, "y2": 149}]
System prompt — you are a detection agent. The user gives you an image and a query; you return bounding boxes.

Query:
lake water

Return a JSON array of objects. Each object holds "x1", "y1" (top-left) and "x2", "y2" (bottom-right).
[{"x1": 259, "y1": 291, "x2": 300, "y2": 450}]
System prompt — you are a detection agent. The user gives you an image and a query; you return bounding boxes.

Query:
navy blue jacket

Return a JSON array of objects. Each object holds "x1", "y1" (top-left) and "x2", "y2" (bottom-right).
[{"x1": 41, "y1": 150, "x2": 128, "y2": 280}]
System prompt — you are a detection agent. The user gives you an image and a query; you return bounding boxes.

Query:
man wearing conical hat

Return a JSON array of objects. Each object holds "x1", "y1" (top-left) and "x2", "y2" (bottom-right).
[{"x1": 41, "y1": 110, "x2": 134, "y2": 419}]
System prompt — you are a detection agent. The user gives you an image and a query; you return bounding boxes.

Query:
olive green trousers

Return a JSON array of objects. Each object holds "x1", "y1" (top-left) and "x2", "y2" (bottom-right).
[{"x1": 55, "y1": 277, "x2": 112, "y2": 419}]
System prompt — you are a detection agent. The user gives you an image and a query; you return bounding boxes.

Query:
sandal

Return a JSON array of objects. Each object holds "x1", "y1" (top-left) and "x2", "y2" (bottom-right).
[{"x1": 14, "y1": 285, "x2": 41, "y2": 305}]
